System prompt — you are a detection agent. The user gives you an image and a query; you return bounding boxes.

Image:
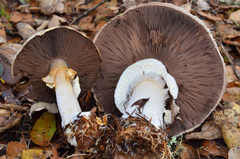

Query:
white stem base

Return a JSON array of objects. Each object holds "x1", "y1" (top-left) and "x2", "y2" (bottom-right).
[{"x1": 122, "y1": 79, "x2": 169, "y2": 128}]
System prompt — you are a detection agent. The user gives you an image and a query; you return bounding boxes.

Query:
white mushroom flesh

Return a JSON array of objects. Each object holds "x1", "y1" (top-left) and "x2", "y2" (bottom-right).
[{"x1": 114, "y1": 58, "x2": 179, "y2": 128}]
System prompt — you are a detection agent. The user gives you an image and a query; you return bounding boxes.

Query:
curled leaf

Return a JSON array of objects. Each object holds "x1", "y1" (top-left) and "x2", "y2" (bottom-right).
[{"x1": 30, "y1": 111, "x2": 56, "y2": 147}]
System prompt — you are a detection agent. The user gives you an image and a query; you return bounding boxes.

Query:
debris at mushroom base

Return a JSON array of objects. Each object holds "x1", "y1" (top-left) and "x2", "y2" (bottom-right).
[
  {"x1": 64, "y1": 107, "x2": 170, "y2": 158},
  {"x1": 114, "y1": 117, "x2": 171, "y2": 159},
  {"x1": 64, "y1": 107, "x2": 118, "y2": 158}
]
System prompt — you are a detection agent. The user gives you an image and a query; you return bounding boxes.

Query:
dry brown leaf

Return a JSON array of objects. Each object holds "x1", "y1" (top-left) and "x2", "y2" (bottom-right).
[
  {"x1": 226, "y1": 87, "x2": 240, "y2": 96},
  {"x1": 79, "y1": 23, "x2": 95, "y2": 31},
  {"x1": 0, "y1": 22, "x2": 7, "y2": 44},
  {"x1": 198, "y1": 140, "x2": 228, "y2": 158},
  {"x1": 10, "y1": 11, "x2": 34, "y2": 23},
  {"x1": 185, "y1": 121, "x2": 222, "y2": 140},
  {"x1": 226, "y1": 65, "x2": 238, "y2": 83},
  {"x1": 96, "y1": 5, "x2": 115, "y2": 17},
  {"x1": 201, "y1": 19, "x2": 215, "y2": 28},
  {"x1": 6, "y1": 142, "x2": 27, "y2": 158},
  {"x1": 229, "y1": 9, "x2": 240, "y2": 23},
  {"x1": 218, "y1": 24, "x2": 240, "y2": 39},
  {"x1": 179, "y1": 143, "x2": 198, "y2": 159},
  {"x1": 0, "y1": 110, "x2": 22, "y2": 133},
  {"x1": 0, "y1": 103, "x2": 28, "y2": 112},
  {"x1": 223, "y1": 39, "x2": 240, "y2": 46},
  {"x1": 79, "y1": 16, "x2": 93, "y2": 24},
  {"x1": 196, "y1": 10, "x2": 223, "y2": 21},
  {"x1": 222, "y1": 92, "x2": 240, "y2": 102},
  {"x1": 95, "y1": 20, "x2": 107, "y2": 31}
]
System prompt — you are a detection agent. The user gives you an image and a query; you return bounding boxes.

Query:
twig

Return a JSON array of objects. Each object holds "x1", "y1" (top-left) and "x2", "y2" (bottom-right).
[
  {"x1": 70, "y1": 0, "x2": 110, "y2": 25},
  {"x1": 0, "y1": 103, "x2": 28, "y2": 112}
]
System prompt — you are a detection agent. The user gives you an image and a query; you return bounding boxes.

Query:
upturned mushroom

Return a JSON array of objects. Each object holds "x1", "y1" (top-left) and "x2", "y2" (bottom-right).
[
  {"x1": 12, "y1": 26, "x2": 101, "y2": 127},
  {"x1": 93, "y1": 2, "x2": 226, "y2": 137}
]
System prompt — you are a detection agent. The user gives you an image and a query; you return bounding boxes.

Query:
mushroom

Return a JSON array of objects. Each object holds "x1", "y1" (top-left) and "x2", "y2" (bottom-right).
[
  {"x1": 12, "y1": 26, "x2": 101, "y2": 127},
  {"x1": 93, "y1": 2, "x2": 226, "y2": 137}
]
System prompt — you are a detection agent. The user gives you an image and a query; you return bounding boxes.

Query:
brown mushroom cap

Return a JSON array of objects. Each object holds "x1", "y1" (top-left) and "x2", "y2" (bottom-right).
[
  {"x1": 12, "y1": 26, "x2": 101, "y2": 104},
  {"x1": 93, "y1": 3, "x2": 226, "y2": 136}
]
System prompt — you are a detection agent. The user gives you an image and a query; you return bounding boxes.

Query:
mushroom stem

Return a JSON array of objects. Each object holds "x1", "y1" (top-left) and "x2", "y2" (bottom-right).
[
  {"x1": 123, "y1": 79, "x2": 169, "y2": 128},
  {"x1": 43, "y1": 59, "x2": 82, "y2": 127},
  {"x1": 55, "y1": 68, "x2": 81, "y2": 127}
]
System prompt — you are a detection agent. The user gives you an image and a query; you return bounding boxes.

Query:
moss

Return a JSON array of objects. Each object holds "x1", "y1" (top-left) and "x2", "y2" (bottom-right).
[{"x1": 0, "y1": 3, "x2": 10, "y2": 21}]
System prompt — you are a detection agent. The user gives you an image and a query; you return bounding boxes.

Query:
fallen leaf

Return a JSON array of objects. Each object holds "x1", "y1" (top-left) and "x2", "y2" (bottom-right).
[
  {"x1": 22, "y1": 149, "x2": 43, "y2": 159},
  {"x1": 223, "y1": 39, "x2": 240, "y2": 46},
  {"x1": 197, "y1": 0, "x2": 210, "y2": 10},
  {"x1": 213, "y1": 108, "x2": 239, "y2": 126},
  {"x1": 185, "y1": 121, "x2": 222, "y2": 140},
  {"x1": 0, "y1": 22, "x2": 7, "y2": 44},
  {"x1": 220, "y1": 120, "x2": 240, "y2": 149},
  {"x1": 196, "y1": 9, "x2": 223, "y2": 21},
  {"x1": 30, "y1": 111, "x2": 56, "y2": 147},
  {"x1": 226, "y1": 87, "x2": 240, "y2": 96},
  {"x1": 201, "y1": 19, "x2": 215, "y2": 28},
  {"x1": 0, "y1": 103, "x2": 28, "y2": 112},
  {"x1": 198, "y1": 140, "x2": 228, "y2": 158},
  {"x1": 226, "y1": 65, "x2": 238, "y2": 83},
  {"x1": 218, "y1": 24, "x2": 240, "y2": 39},
  {"x1": 105, "y1": 0, "x2": 118, "y2": 8},
  {"x1": 229, "y1": 9, "x2": 240, "y2": 23},
  {"x1": 179, "y1": 143, "x2": 198, "y2": 159},
  {"x1": 79, "y1": 16, "x2": 93, "y2": 24},
  {"x1": 6, "y1": 142, "x2": 27, "y2": 158},
  {"x1": 228, "y1": 146, "x2": 240, "y2": 159},
  {"x1": 222, "y1": 92, "x2": 240, "y2": 102},
  {"x1": 224, "y1": 101, "x2": 240, "y2": 114},
  {"x1": 0, "y1": 110, "x2": 22, "y2": 133},
  {"x1": 10, "y1": 11, "x2": 34, "y2": 23},
  {"x1": 95, "y1": 20, "x2": 107, "y2": 31}
]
